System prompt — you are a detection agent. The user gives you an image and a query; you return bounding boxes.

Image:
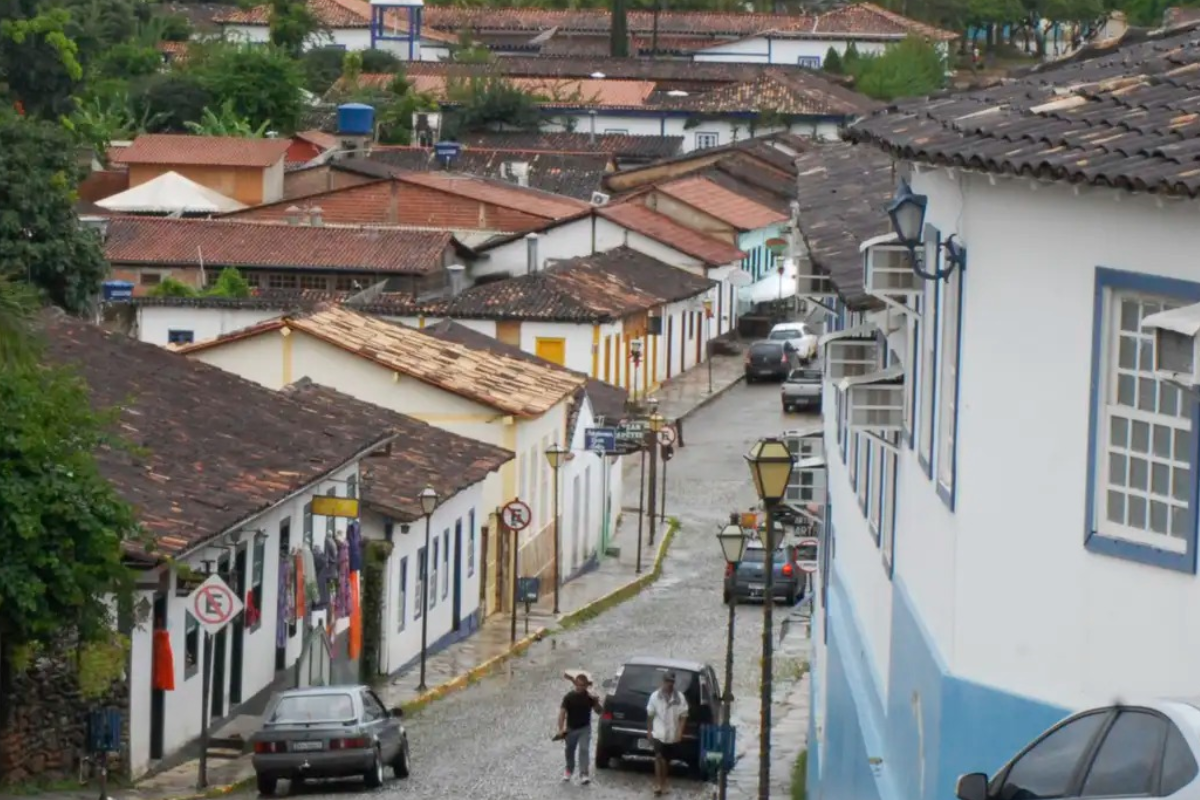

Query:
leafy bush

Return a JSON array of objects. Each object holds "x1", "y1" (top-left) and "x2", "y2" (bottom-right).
[
  {"x1": 131, "y1": 72, "x2": 213, "y2": 132},
  {"x1": 822, "y1": 46, "x2": 842, "y2": 74},
  {"x1": 846, "y1": 36, "x2": 947, "y2": 101},
  {"x1": 183, "y1": 41, "x2": 305, "y2": 133}
]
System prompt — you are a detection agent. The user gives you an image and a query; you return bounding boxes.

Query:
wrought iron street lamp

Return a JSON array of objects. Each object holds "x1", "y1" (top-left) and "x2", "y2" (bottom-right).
[
  {"x1": 715, "y1": 514, "x2": 749, "y2": 800},
  {"x1": 416, "y1": 485, "x2": 439, "y2": 692},
  {"x1": 703, "y1": 297, "x2": 715, "y2": 395},
  {"x1": 887, "y1": 178, "x2": 927, "y2": 252},
  {"x1": 630, "y1": 339, "x2": 644, "y2": 402},
  {"x1": 744, "y1": 438, "x2": 795, "y2": 800},
  {"x1": 545, "y1": 442, "x2": 568, "y2": 613},
  {"x1": 646, "y1": 410, "x2": 666, "y2": 545}
]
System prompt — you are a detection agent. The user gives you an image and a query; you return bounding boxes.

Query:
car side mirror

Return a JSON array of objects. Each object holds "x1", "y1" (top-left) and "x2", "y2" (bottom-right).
[
  {"x1": 390, "y1": 707, "x2": 405, "y2": 719},
  {"x1": 956, "y1": 772, "x2": 989, "y2": 800},
  {"x1": 601, "y1": 679, "x2": 615, "y2": 691}
]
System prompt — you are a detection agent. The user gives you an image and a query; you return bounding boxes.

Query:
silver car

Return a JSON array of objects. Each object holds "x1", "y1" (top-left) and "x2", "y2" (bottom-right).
[
  {"x1": 250, "y1": 685, "x2": 410, "y2": 795},
  {"x1": 956, "y1": 700, "x2": 1200, "y2": 800}
]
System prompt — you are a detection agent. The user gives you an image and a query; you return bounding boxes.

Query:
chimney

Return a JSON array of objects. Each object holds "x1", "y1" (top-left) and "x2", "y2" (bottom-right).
[
  {"x1": 589, "y1": 110, "x2": 597, "y2": 145},
  {"x1": 286, "y1": 205, "x2": 303, "y2": 225},
  {"x1": 525, "y1": 233, "x2": 539, "y2": 275},
  {"x1": 308, "y1": 206, "x2": 324, "y2": 227},
  {"x1": 446, "y1": 263, "x2": 466, "y2": 298}
]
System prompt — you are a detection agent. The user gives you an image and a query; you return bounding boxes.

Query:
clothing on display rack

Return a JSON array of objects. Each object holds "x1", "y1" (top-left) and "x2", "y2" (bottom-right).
[
  {"x1": 347, "y1": 520, "x2": 363, "y2": 573},
  {"x1": 294, "y1": 550, "x2": 306, "y2": 619},
  {"x1": 311, "y1": 544, "x2": 329, "y2": 610},
  {"x1": 336, "y1": 540, "x2": 351, "y2": 617},
  {"x1": 152, "y1": 629, "x2": 176, "y2": 691},
  {"x1": 302, "y1": 546, "x2": 319, "y2": 607},
  {"x1": 348, "y1": 571, "x2": 362, "y2": 660}
]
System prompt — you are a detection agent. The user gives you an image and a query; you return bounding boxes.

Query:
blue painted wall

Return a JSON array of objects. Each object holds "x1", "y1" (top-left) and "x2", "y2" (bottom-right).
[{"x1": 815, "y1": 577, "x2": 1071, "y2": 800}]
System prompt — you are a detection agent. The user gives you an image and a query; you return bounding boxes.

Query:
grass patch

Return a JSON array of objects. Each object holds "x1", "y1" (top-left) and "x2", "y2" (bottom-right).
[
  {"x1": 558, "y1": 517, "x2": 681, "y2": 631},
  {"x1": 791, "y1": 749, "x2": 808, "y2": 800}
]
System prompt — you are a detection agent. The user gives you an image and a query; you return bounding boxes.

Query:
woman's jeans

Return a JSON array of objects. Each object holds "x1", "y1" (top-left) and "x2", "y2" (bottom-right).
[{"x1": 565, "y1": 725, "x2": 592, "y2": 776}]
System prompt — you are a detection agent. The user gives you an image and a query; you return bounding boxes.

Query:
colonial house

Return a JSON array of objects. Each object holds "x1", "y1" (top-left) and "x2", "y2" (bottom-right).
[
  {"x1": 457, "y1": 131, "x2": 685, "y2": 168},
  {"x1": 176, "y1": 307, "x2": 588, "y2": 609},
  {"x1": 111, "y1": 135, "x2": 292, "y2": 207},
  {"x1": 281, "y1": 379, "x2": 514, "y2": 671},
  {"x1": 363, "y1": 246, "x2": 716, "y2": 398},
  {"x1": 101, "y1": 216, "x2": 474, "y2": 304},
  {"x1": 802, "y1": 27, "x2": 1200, "y2": 800},
  {"x1": 21, "y1": 313, "x2": 400, "y2": 779}
]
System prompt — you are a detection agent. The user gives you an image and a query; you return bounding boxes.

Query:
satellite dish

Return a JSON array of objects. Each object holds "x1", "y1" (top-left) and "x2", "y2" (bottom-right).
[{"x1": 728, "y1": 270, "x2": 754, "y2": 287}]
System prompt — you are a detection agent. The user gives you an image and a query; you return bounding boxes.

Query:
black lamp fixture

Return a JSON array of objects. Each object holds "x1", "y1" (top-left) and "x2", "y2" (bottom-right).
[
  {"x1": 400, "y1": 522, "x2": 411, "y2": 535},
  {"x1": 886, "y1": 178, "x2": 965, "y2": 282}
]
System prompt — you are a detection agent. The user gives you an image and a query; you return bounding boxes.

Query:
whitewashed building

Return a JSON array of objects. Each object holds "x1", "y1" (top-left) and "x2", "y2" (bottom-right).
[{"x1": 803, "y1": 28, "x2": 1200, "y2": 800}]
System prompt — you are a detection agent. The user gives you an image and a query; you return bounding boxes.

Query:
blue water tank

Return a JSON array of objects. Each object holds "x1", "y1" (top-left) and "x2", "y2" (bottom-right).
[
  {"x1": 337, "y1": 103, "x2": 375, "y2": 136},
  {"x1": 102, "y1": 280, "x2": 134, "y2": 301}
]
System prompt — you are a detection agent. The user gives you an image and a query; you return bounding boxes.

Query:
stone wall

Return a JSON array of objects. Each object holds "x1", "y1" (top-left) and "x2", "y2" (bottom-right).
[{"x1": 0, "y1": 643, "x2": 129, "y2": 785}]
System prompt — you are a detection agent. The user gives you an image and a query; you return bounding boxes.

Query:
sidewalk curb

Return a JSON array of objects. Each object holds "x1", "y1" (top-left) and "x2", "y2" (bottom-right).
[
  {"x1": 557, "y1": 517, "x2": 681, "y2": 630},
  {"x1": 672, "y1": 373, "x2": 746, "y2": 424},
  {"x1": 144, "y1": 774, "x2": 255, "y2": 800}
]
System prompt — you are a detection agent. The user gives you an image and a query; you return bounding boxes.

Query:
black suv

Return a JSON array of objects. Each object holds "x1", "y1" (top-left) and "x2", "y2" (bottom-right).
[{"x1": 595, "y1": 657, "x2": 720, "y2": 774}]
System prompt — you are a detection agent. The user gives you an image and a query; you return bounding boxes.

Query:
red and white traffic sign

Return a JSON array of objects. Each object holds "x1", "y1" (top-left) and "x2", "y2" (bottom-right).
[
  {"x1": 796, "y1": 537, "x2": 819, "y2": 574},
  {"x1": 657, "y1": 426, "x2": 677, "y2": 447},
  {"x1": 186, "y1": 574, "x2": 243, "y2": 636},
  {"x1": 501, "y1": 499, "x2": 533, "y2": 532}
]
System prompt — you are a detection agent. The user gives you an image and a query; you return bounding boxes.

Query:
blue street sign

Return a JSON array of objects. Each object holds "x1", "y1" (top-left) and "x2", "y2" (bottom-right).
[
  {"x1": 433, "y1": 141, "x2": 462, "y2": 160},
  {"x1": 584, "y1": 427, "x2": 618, "y2": 454},
  {"x1": 517, "y1": 577, "x2": 540, "y2": 603}
]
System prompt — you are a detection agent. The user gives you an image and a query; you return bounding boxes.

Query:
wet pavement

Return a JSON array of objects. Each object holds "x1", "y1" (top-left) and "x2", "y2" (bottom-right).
[{"x1": 260, "y1": 380, "x2": 818, "y2": 800}]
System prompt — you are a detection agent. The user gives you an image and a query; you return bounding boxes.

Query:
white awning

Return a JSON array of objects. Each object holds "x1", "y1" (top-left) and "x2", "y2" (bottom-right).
[
  {"x1": 818, "y1": 324, "x2": 877, "y2": 347},
  {"x1": 784, "y1": 423, "x2": 823, "y2": 440},
  {"x1": 796, "y1": 455, "x2": 826, "y2": 470},
  {"x1": 837, "y1": 364, "x2": 905, "y2": 392},
  {"x1": 1143, "y1": 302, "x2": 1200, "y2": 337},
  {"x1": 96, "y1": 171, "x2": 246, "y2": 214}
]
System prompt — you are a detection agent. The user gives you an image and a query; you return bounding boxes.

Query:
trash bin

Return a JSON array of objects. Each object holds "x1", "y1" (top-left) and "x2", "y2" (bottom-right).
[
  {"x1": 700, "y1": 723, "x2": 736, "y2": 776},
  {"x1": 88, "y1": 709, "x2": 122, "y2": 754}
]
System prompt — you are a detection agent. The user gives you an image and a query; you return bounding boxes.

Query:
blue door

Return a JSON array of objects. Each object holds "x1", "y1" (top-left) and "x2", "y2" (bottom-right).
[{"x1": 452, "y1": 520, "x2": 463, "y2": 631}]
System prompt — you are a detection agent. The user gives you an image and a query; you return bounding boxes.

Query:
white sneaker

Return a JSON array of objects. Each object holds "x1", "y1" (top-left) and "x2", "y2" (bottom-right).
[{"x1": 581, "y1": 775, "x2": 591, "y2": 785}]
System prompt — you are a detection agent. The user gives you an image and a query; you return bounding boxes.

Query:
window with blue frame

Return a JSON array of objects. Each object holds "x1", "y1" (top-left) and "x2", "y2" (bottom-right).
[
  {"x1": 868, "y1": 439, "x2": 883, "y2": 540},
  {"x1": 856, "y1": 436, "x2": 870, "y2": 512},
  {"x1": 797, "y1": 55, "x2": 821, "y2": 68},
  {"x1": 398, "y1": 556, "x2": 408, "y2": 631},
  {"x1": 918, "y1": 226, "x2": 941, "y2": 476},
  {"x1": 467, "y1": 510, "x2": 476, "y2": 577},
  {"x1": 905, "y1": 295, "x2": 922, "y2": 448},
  {"x1": 167, "y1": 329, "x2": 194, "y2": 345},
  {"x1": 1087, "y1": 269, "x2": 1200, "y2": 572},
  {"x1": 937, "y1": 263, "x2": 965, "y2": 508},
  {"x1": 880, "y1": 445, "x2": 898, "y2": 576},
  {"x1": 415, "y1": 548, "x2": 425, "y2": 619},
  {"x1": 442, "y1": 530, "x2": 450, "y2": 599},
  {"x1": 430, "y1": 539, "x2": 438, "y2": 608}
]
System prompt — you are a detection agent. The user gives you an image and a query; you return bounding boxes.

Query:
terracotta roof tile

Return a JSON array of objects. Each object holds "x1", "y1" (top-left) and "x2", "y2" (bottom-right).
[
  {"x1": 374, "y1": 73, "x2": 657, "y2": 109},
  {"x1": 671, "y1": 69, "x2": 879, "y2": 116},
  {"x1": 129, "y1": 289, "x2": 356, "y2": 310},
  {"x1": 42, "y1": 312, "x2": 395, "y2": 561},
  {"x1": 395, "y1": 170, "x2": 590, "y2": 218},
  {"x1": 217, "y1": 0, "x2": 457, "y2": 40},
  {"x1": 363, "y1": 148, "x2": 609, "y2": 201},
  {"x1": 423, "y1": 7, "x2": 817, "y2": 35},
  {"x1": 459, "y1": 132, "x2": 683, "y2": 159},
  {"x1": 813, "y1": 2, "x2": 956, "y2": 40},
  {"x1": 848, "y1": 25, "x2": 1200, "y2": 198},
  {"x1": 597, "y1": 203, "x2": 746, "y2": 266},
  {"x1": 402, "y1": 56, "x2": 825, "y2": 84},
  {"x1": 113, "y1": 134, "x2": 291, "y2": 168},
  {"x1": 104, "y1": 217, "x2": 454, "y2": 274},
  {"x1": 655, "y1": 176, "x2": 788, "y2": 230},
  {"x1": 283, "y1": 379, "x2": 513, "y2": 522}
]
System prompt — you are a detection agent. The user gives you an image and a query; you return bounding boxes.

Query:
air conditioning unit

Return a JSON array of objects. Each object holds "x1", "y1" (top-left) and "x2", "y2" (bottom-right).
[
  {"x1": 784, "y1": 425, "x2": 826, "y2": 509},
  {"x1": 864, "y1": 239, "x2": 921, "y2": 297},
  {"x1": 825, "y1": 338, "x2": 879, "y2": 381},
  {"x1": 591, "y1": 191, "x2": 611, "y2": 206},
  {"x1": 843, "y1": 365, "x2": 906, "y2": 432},
  {"x1": 795, "y1": 256, "x2": 834, "y2": 296},
  {"x1": 1143, "y1": 303, "x2": 1200, "y2": 389}
]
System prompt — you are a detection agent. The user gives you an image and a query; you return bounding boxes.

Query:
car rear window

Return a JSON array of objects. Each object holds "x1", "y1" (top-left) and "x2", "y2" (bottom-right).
[
  {"x1": 750, "y1": 343, "x2": 783, "y2": 355},
  {"x1": 789, "y1": 369, "x2": 821, "y2": 381},
  {"x1": 768, "y1": 330, "x2": 796, "y2": 341},
  {"x1": 268, "y1": 693, "x2": 356, "y2": 724},
  {"x1": 741, "y1": 549, "x2": 789, "y2": 564},
  {"x1": 616, "y1": 665, "x2": 695, "y2": 697}
]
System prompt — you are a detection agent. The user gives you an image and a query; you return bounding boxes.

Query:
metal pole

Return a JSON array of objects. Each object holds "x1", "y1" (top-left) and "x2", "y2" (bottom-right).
[
  {"x1": 758, "y1": 505, "x2": 776, "y2": 800},
  {"x1": 552, "y1": 464, "x2": 561, "y2": 614},
  {"x1": 418, "y1": 514, "x2": 432, "y2": 691},
  {"x1": 707, "y1": 340, "x2": 714, "y2": 395},
  {"x1": 651, "y1": 0, "x2": 660, "y2": 57},
  {"x1": 660, "y1": 447, "x2": 668, "y2": 521},
  {"x1": 647, "y1": 433, "x2": 659, "y2": 547},
  {"x1": 719, "y1": 591, "x2": 737, "y2": 800},
  {"x1": 510, "y1": 520, "x2": 519, "y2": 644},
  {"x1": 636, "y1": 446, "x2": 646, "y2": 574},
  {"x1": 197, "y1": 631, "x2": 213, "y2": 789}
]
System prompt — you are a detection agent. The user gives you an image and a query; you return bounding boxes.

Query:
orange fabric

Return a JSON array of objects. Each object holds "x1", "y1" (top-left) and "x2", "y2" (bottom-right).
[
  {"x1": 152, "y1": 630, "x2": 175, "y2": 691},
  {"x1": 295, "y1": 552, "x2": 306, "y2": 618},
  {"x1": 348, "y1": 572, "x2": 362, "y2": 660}
]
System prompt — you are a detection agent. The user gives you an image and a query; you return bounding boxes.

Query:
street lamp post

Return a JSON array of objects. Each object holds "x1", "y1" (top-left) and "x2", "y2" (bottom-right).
[
  {"x1": 630, "y1": 339, "x2": 643, "y2": 403},
  {"x1": 545, "y1": 442, "x2": 568, "y2": 614},
  {"x1": 744, "y1": 438, "x2": 795, "y2": 800},
  {"x1": 416, "y1": 485, "x2": 440, "y2": 692},
  {"x1": 646, "y1": 405, "x2": 665, "y2": 546},
  {"x1": 703, "y1": 297, "x2": 714, "y2": 395},
  {"x1": 715, "y1": 514, "x2": 750, "y2": 800}
]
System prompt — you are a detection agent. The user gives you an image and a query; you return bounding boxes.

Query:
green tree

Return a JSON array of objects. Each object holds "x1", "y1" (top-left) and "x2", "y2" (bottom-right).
[
  {"x1": 184, "y1": 99, "x2": 271, "y2": 137},
  {"x1": 847, "y1": 36, "x2": 947, "y2": 101},
  {"x1": 269, "y1": 0, "x2": 320, "y2": 57},
  {"x1": 610, "y1": 0, "x2": 629, "y2": 57},
  {"x1": 61, "y1": 92, "x2": 164, "y2": 161},
  {"x1": 146, "y1": 277, "x2": 198, "y2": 298},
  {"x1": 823, "y1": 46, "x2": 843, "y2": 73},
  {"x1": 303, "y1": 46, "x2": 354, "y2": 94},
  {"x1": 444, "y1": 75, "x2": 540, "y2": 136},
  {"x1": 131, "y1": 72, "x2": 213, "y2": 133},
  {"x1": 0, "y1": 277, "x2": 36, "y2": 368},
  {"x1": 184, "y1": 42, "x2": 305, "y2": 133},
  {"x1": 206, "y1": 267, "x2": 253, "y2": 298},
  {"x1": 0, "y1": 112, "x2": 108, "y2": 312},
  {"x1": 95, "y1": 42, "x2": 162, "y2": 80},
  {"x1": 0, "y1": 6, "x2": 84, "y2": 119}
]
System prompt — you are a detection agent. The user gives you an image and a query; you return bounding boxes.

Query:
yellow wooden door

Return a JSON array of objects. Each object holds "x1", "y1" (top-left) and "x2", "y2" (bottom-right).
[
  {"x1": 604, "y1": 336, "x2": 612, "y2": 382},
  {"x1": 535, "y1": 337, "x2": 567, "y2": 366}
]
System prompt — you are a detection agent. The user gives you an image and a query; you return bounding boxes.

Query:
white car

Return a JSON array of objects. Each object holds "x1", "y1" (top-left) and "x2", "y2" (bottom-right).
[
  {"x1": 767, "y1": 323, "x2": 818, "y2": 362},
  {"x1": 956, "y1": 699, "x2": 1200, "y2": 800}
]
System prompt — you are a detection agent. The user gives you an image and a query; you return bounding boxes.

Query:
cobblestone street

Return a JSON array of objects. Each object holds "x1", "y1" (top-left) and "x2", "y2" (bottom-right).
[{"x1": 252, "y1": 380, "x2": 819, "y2": 800}]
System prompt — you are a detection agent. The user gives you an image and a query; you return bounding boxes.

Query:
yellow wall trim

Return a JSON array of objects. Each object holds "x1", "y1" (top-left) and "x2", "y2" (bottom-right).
[{"x1": 591, "y1": 325, "x2": 600, "y2": 378}]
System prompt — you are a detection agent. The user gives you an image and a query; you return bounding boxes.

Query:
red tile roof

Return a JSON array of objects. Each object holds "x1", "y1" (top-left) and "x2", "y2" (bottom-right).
[
  {"x1": 113, "y1": 134, "x2": 292, "y2": 168},
  {"x1": 655, "y1": 176, "x2": 788, "y2": 230},
  {"x1": 368, "y1": 73, "x2": 658, "y2": 109},
  {"x1": 218, "y1": 0, "x2": 459, "y2": 41},
  {"x1": 676, "y1": 69, "x2": 879, "y2": 116},
  {"x1": 814, "y1": 2, "x2": 956, "y2": 40},
  {"x1": 104, "y1": 217, "x2": 454, "y2": 274},
  {"x1": 460, "y1": 131, "x2": 683, "y2": 159},
  {"x1": 597, "y1": 203, "x2": 745, "y2": 267},
  {"x1": 395, "y1": 171, "x2": 589, "y2": 219}
]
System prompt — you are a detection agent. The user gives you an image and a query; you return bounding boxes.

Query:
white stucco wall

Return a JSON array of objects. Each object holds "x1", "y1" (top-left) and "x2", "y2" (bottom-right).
[
  {"x1": 136, "y1": 306, "x2": 282, "y2": 347},
  {"x1": 693, "y1": 35, "x2": 890, "y2": 65},
  {"x1": 221, "y1": 23, "x2": 448, "y2": 59},
  {"x1": 544, "y1": 114, "x2": 840, "y2": 150}
]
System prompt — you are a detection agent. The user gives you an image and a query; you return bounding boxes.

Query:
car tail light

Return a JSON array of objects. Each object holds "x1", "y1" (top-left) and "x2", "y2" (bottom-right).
[
  {"x1": 782, "y1": 563, "x2": 794, "y2": 577},
  {"x1": 329, "y1": 737, "x2": 370, "y2": 750},
  {"x1": 725, "y1": 563, "x2": 734, "y2": 577},
  {"x1": 781, "y1": 352, "x2": 788, "y2": 364},
  {"x1": 601, "y1": 712, "x2": 613, "y2": 721},
  {"x1": 744, "y1": 352, "x2": 751, "y2": 364},
  {"x1": 254, "y1": 742, "x2": 283, "y2": 754}
]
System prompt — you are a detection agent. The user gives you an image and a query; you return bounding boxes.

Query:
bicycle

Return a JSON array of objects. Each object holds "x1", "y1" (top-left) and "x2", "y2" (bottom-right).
[{"x1": 77, "y1": 750, "x2": 114, "y2": 800}]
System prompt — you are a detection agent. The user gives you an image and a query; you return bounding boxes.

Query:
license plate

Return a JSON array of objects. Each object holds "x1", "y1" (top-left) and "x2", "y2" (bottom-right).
[
  {"x1": 749, "y1": 583, "x2": 764, "y2": 591},
  {"x1": 637, "y1": 739, "x2": 653, "y2": 752},
  {"x1": 291, "y1": 741, "x2": 324, "y2": 752}
]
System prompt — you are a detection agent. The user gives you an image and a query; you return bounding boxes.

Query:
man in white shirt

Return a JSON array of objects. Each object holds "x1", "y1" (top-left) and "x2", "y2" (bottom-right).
[{"x1": 645, "y1": 671, "x2": 689, "y2": 796}]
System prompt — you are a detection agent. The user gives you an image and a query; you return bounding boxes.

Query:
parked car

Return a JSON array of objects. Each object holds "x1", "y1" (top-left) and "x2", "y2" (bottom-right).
[
  {"x1": 250, "y1": 685, "x2": 410, "y2": 796},
  {"x1": 955, "y1": 700, "x2": 1200, "y2": 800},
  {"x1": 767, "y1": 322, "x2": 819, "y2": 362},
  {"x1": 745, "y1": 340, "x2": 798, "y2": 383},
  {"x1": 595, "y1": 657, "x2": 720, "y2": 774},
  {"x1": 723, "y1": 541, "x2": 804, "y2": 605},
  {"x1": 782, "y1": 367, "x2": 823, "y2": 412}
]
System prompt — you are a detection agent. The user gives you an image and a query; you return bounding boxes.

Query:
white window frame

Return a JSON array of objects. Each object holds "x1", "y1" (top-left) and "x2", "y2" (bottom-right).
[
  {"x1": 1094, "y1": 288, "x2": 1192, "y2": 553},
  {"x1": 856, "y1": 435, "x2": 870, "y2": 512},
  {"x1": 797, "y1": 55, "x2": 821, "y2": 68},
  {"x1": 695, "y1": 131, "x2": 720, "y2": 150},
  {"x1": 904, "y1": 297, "x2": 921, "y2": 447},
  {"x1": 880, "y1": 444, "x2": 897, "y2": 575},
  {"x1": 937, "y1": 266, "x2": 963, "y2": 504},
  {"x1": 442, "y1": 529, "x2": 450, "y2": 599},
  {"x1": 868, "y1": 439, "x2": 883, "y2": 539},
  {"x1": 918, "y1": 229, "x2": 940, "y2": 475},
  {"x1": 430, "y1": 538, "x2": 439, "y2": 609},
  {"x1": 414, "y1": 547, "x2": 425, "y2": 619}
]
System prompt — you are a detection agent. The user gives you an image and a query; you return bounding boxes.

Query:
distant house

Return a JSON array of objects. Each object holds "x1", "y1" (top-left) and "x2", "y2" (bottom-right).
[
  {"x1": 457, "y1": 132, "x2": 685, "y2": 168},
  {"x1": 112, "y1": 135, "x2": 292, "y2": 206}
]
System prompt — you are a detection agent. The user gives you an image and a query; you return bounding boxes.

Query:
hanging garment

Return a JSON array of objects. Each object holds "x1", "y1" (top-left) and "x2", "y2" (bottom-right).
[
  {"x1": 323, "y1": 537, "x2": 338, "y2": 610},
  {"x1": 295, "y1": 551, "x2": 307, "y2": 620},
  {"x1": 152, "y1": 629, "x2": 176, "y2": 691},
  {"x1": 311, "y1": 544, "x2": 329, "y2": 611},
  {"x1": 335, "y1": 540, "x2": 351, "y2": 618},
  {"x1": 347, "y1": 520, "x2": 363, "y2": 573},
  {"x1": 245, "y1": 589, "x2": 261, "y2": 628},
  {"x1": 302, "y1": 546, "x2": 319, "y2": 606},
  {"x1": 277, "y1": 555, "x2": 289, "y2": 648},
  {"x1": 348, "y1": 571, "x2": 362, "y2": 660}
]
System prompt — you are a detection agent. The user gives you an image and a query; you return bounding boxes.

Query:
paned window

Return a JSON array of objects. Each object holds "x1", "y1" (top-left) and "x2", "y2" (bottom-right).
[
  {"x1": 467, "y1": 512, "x2": 475, "y2": 576},
  {"x1": 299, "y1": 274, "x2": 328, "y2": 290},
  {"x1": 415, "y1": 547, "x2": 426, "y2": 618},
  {"x1": 880, "y1": 446, "x2": 897, "y2": 574},
  {"x1": 937, "y1": 267, "x2": 963, "y2": 503},
  {"x1": 868, "y1": 440, "x2": 884, "y2": 540},
  {"x1": 695, "y1": 131, "x2": 719, "y2": 150},
  {"x1": 398, "y1": 557, "x2": 407, "y2": 631},
  {"x1": 249, "y1": 534, "x2": 266, "y2": 633},
  {"x1": 856, "y1": 437, "x2": 870, "y2": 512},
  {"x1": 442, "y1": 530, "x2": 450, "y2": 599},
  {"x1": 430, "y1": 539, "x2": 439, "y2": 608},
  {"x1": 268, "y1": 273, "x2": 298, "y2": 289},
  {"x1": 168, "y1": 330, "x2": 194, "y2": 345},
  {"x1": 918, "y1": 236, "x2": 939, "y2": 474}
]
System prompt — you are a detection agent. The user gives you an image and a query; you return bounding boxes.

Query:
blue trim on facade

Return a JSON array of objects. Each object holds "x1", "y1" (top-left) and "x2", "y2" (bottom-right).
[
  {"x1": 389, "y1": 607, "x2": 483, "y2": 678},
  {"x1": 936, "y1": 266, "x2": 965, "y2": 512},
  {"x1": 1083, "y1": 267, "x2": 1200, "y2": 573},
  {"x1": 882, "y1": 449, "x2": 898, "y2": 579}
]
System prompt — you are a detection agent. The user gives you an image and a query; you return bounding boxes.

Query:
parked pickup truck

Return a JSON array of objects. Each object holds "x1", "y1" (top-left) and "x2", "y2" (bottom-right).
[{"x1": 781, "y1": 368, "x2": 822, "y2": 413}]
